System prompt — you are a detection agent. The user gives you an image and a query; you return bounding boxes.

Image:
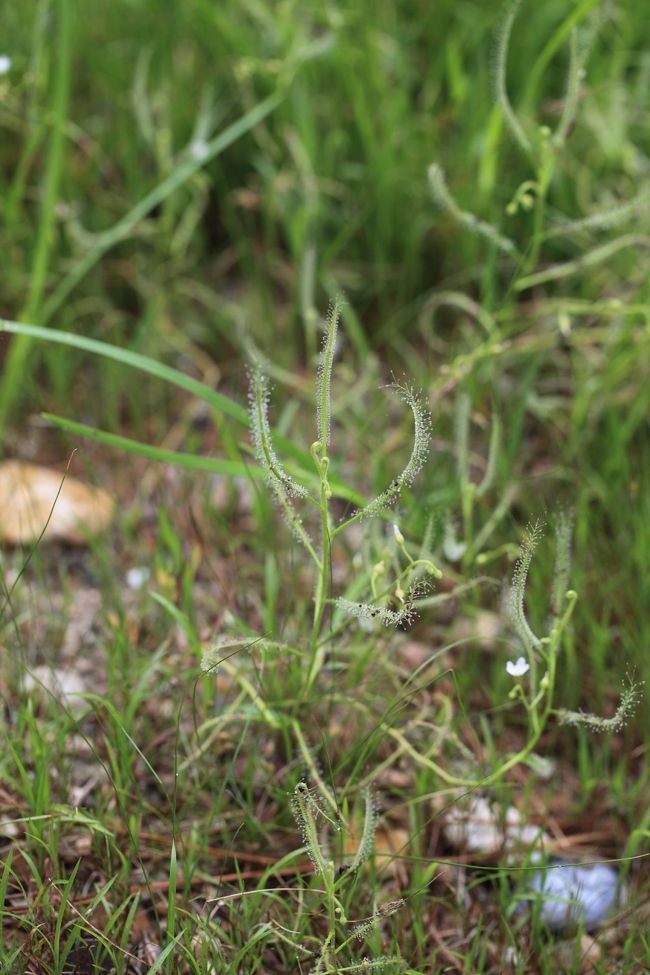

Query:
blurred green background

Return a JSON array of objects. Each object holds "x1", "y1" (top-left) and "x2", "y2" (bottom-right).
[{"x1": 2, "y1": 1, "x2": 648, "y2": 385}]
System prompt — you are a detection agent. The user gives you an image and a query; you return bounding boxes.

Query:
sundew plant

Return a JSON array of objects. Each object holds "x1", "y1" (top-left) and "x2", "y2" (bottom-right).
[
  {"x1": 248, "y1": 296, "x2": 439, "y2": 691},
  {"x1": 201, "y1": 299, "x2": 640, "y2": 971},
  {"x1": 238, "y1": 303, "x2": 639, "y2": 767}
]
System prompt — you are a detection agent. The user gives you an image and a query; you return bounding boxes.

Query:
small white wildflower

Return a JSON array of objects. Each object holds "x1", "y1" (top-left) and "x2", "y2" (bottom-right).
[
  {"x1": 392, "y1": 523, "x2": 404, "y2": 545},
  {"x1": 0, "y1": 55, "x2": 11, "y2": 75},
  {"x1": 506, "y1": 656, "x2": 530, "y2": 677}
]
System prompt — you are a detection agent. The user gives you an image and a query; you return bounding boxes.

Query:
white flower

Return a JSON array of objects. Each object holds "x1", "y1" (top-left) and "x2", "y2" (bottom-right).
[
  {"x1": 0, "y1": 55, "x2": 11, "y2": 75},
  {"x1": 506, "y1": 655, "x2": 530, "y2": 677},
  {"x1": 392, "y1": 523, "x2": 404, "y2": 545}
]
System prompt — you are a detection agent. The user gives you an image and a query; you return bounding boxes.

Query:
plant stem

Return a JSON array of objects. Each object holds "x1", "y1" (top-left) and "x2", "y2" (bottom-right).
[
  {"x1": 313, "y1": 490, "x2": 331, "y2": 643},
  {"x1": 307, "y1": 458, "x2": 332, "y2": 688},
  {"x1": 524, "y1": 134, "x2": 555, "y2": 275}
]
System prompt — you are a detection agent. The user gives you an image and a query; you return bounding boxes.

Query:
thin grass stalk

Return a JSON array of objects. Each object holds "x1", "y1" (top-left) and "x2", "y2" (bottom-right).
[{"x1": 0, "y1": 0, "x2": 72, "y2": 438}]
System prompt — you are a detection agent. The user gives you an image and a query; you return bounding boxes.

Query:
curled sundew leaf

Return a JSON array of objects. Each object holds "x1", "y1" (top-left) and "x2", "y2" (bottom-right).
[
  {"x1": 336, "y1": 580, "x2": 429, "y2": 629},
  {"x1": 507, "y1": 520, "x2": 543, "y2": 651},
  {"x1": 248, "y1": 366, "x2": 318, "y2": 554},
  {"x1": 547, "y1": 186, "x2": 650, "y2": 238},
  {"x1": 392, "y1": 383, "x2": 432, "y2": 487},
  {"x1": 351, "y1": 916, "x2": 380, "y2": 941},
  {"x1": 514, "y1": 233, "x2": 650, "y2": 292},
  {"x1": 552, "y1": 27, "x2": 581, "y2": 148},
  {"x1": 291, "y1": 781, "x2": 330, "y2": 876},
  {"x1": 476, "y1": 411, "x2": 500, "y2": 498},
  {"x1": 336, "y1": 598, "x2": 417, "y2": 628},
  {"x1": 350, "y1": 789, "x2": 379, "y2": 872},
  {"x1": 316, "y1": 298, "x2": 342, "y2": 449},
  {"x1": 349, "y1": 899, "x2": 405, "y2": 941},
  {"x1": 248, "y1": 367, "x2": 309, "y2": 501},
  {"x1": 428, "y1": 163, "x2": 518, "y2": 254},
  {"x1": 454, "y1": 391, "x2": 471, "y2": 489},
  {"x1": 356, "y1": 384, "x2": 431, "y2": 522},
  {"x1": 200, "y1": 638, "x2": 290, "y2": 673},
  {"x1": 558, "y1": 678, "x2": 642, "y2": 733},
  {"x1": 492, "y1": 0, "x2": 531, "y2": 155},
  {"x1": 352, "y1": 958, "x2": 403, "y2": 972}
]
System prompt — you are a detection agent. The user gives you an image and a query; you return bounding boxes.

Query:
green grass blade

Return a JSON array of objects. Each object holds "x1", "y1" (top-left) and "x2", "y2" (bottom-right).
[
  {"x1": 514, "y1": 234, "x2": 650, "y2": 291},
  {"x1": 1, "y1": 318, "x2": 248, "y2": 423},
  {"x1": 144, "y1": 935, "x2": 183, "y2": 975},
  {"x1": 0, "y1": 320, "x2": 364, "y2": 502},
  {"x1": 522, "y1": 0, "x2": 602, "y2": 110},
  {"x1": 0, "y1": 847, "x2": 13, "y2": 955},
  {"x1": 165, "y1": 840, "x2": 177, "y2": 975},
  {"x1": 43, "y1": 413, "x2": 263, "y2": 479},
  {"x1": 0, "y1": 0, "x2": 72, "y2": 436}
]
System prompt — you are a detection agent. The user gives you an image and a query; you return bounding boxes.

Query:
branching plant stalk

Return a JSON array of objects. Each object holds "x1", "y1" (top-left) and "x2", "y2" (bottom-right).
[
  {"x1": 524, "y1": 131, "x2": 555, "y2": 275},
  {"x1": 307, "y1": 298, "x2": 341, "y2": 688},
  {"x1": 251, "y1": 371, "x2": 321, "y2": 566},
  {"x1": 311, "y1": 443, "x2": 333, "y2": 654},
  {"x1": 250, "y1": 298, "x2": 431, "y2": 692}
]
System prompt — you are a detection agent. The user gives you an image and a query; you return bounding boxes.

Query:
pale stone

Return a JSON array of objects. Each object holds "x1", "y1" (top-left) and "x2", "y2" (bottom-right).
[{"x1": 0, "y1": 461, "x2": 114, "y2": 545}]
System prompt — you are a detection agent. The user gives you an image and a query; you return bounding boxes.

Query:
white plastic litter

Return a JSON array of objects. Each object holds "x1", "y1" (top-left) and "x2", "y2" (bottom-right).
[{"x1": 521, "y1": 859, "x2": 620, "y2": 930}]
